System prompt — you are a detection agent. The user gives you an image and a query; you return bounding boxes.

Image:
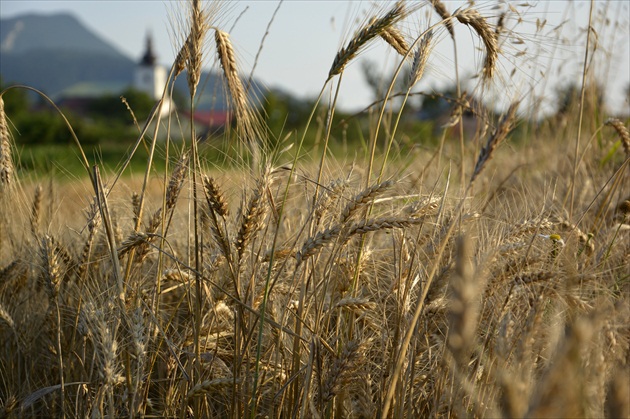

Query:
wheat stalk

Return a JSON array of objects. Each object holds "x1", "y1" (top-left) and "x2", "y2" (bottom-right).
[
  {"x1": 402, "y1": 195, "x2": 441, "y2": 217},
  {"x1": 118, "y1": 232, "x2": 150, "y2": 258},
  {"x1": 83, "y1": 300, "x2": 121, "y2": 417},
  {"x1": 314, "y1": 178, "x2": 348, "y2": 223},
  {"x1": 128, "y1": 305, "x2": 148, "y2": 414},
  {"x1": 40, "y1": 233, "x2": 70, "y2": 416},
  {"x1": 526, "y1": 318, "x2": 594, "y2": 418}
]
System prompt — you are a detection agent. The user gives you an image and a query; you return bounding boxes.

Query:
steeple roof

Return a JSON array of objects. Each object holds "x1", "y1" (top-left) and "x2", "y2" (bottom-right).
[{"x1": 140, "y1": 32, "x2": 157, "y2": 66}]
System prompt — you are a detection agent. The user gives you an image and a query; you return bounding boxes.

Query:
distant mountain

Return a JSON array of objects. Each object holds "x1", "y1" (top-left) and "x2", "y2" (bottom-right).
[
  {"x1": 1, "y1": 13, "x2": 135, "y2": 96},
  {"x1": 0, "y1": 12, "x2": 264, "y2": 111},
  {"x1": 1, "y1": 13, "x2": 123, "y2": 56}
]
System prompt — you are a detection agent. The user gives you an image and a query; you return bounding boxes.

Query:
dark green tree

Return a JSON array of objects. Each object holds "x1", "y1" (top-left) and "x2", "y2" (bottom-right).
[
  {"x1": 263, "y1": 90, "x2": 314, "y2": 132},
  {"x1": 89, "y1": 88, "x2": 154, "y2": 122},
  {"x1": 555, "y1": 82, "x2": 604, "y2": 117},
  {"x1": 0, "y1": 77, "x2": 30, "y2": 116}
]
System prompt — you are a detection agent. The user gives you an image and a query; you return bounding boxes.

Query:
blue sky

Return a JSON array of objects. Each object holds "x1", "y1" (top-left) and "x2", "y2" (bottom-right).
[{"x1": 1, "y1": 0, "x2": 629, "y2": 115}]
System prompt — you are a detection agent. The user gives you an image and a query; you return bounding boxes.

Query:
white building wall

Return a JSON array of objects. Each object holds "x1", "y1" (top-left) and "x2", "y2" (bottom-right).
[{"x1": 135, "y1": 65, "x2": 165, "y2": 100}]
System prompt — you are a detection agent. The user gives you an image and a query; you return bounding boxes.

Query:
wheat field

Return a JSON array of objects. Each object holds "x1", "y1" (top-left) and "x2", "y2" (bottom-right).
[{"x1": 0, "y1": 1, "x2": 629, "y2": 418}]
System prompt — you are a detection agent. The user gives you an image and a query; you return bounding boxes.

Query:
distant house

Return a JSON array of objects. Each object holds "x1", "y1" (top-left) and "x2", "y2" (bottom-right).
[
  {"x1": 133, "y1": 32, "x2": 173, "y2": 118},
  {"x1": 181, "y1": 110, "x2": 231, "y2": 128},
  {"x1": 134, "y1": 33, "x2": 166, "y2": 101},
  {"x1": 56, "y1": 32, "x2": 173, "y2": 118},
  {"x1": 55, "y1": 80, "x2": 128, "y2": 117},
  {"x1": 417, "y1": 92, "x2": 489, "y2": 140},
  {"x1": 55, "y1": 32, "x2": 230, "y2": 133}
]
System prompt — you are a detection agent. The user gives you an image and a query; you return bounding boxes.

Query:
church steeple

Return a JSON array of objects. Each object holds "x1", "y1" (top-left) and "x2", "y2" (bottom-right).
[
  {"x1": 140, "y1": 32, "x2": 157, "y2": 66},
  {"x1": 134, "y1": 30, "x2": 167, "y2": 102}
]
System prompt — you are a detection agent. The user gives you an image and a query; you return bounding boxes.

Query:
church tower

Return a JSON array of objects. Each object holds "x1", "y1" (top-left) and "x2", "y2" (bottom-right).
[{"x1": 134, "y1": 32, "x2": 166, "y2": 100}]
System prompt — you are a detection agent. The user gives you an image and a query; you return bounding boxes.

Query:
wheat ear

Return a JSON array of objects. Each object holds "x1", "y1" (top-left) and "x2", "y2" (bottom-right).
[
  {"x1": 322, "y1": 340, "x2": 362, "y2": 402},
  {"x1": 186, "y1": 0, "x2": 209, "y2": 97},
  {"x1": 446, "y1": 235, "x2": 482, "y2": 367},
  {"x1": 203, "y1": 175, "x2": 229, "y2": 217},
  {"x1": 214, "y1": 28, "x2": 262, "y2": 165},
  {"x1": 235, "y1": 176, "x2": 268, "y2": 261},
  {"x1": 131, "y1": 192, "x2": 141, "y2": 230},
  {"x1": 408, "y1": 30, "x2": 434, "y2": 89},
  {"x1": 147, "y1": 151, "x2": 189, "y2": 234},
  {"x1": 340, "y1": 180, "x2": 394, "y2": 223},
  {"x1": 455, "y1": 8, "x2": 498, "y2": 80},
  {"x1": 296, "y1": 216, "x2": 423, "y2": 265},
  {"x1": 0, "y1": 303, "x2": 14, "y2": 331},
  {"x1": 380, "y1": 25, "x2": 410, "y2": 56},
  {"x1": 328, "y1": 2, "x2": 406, "y2": 80},
  {"x1": 296, "y1": 224, "x2": 344, "y2": 265},
  {"x1": 0, "y1": 96, "x2": 14, "y2": 189},
  {"x1": 215, "y1": 29, "x2": 248, "y2": 121},
  {"x1": 30, "y1": 185, "x2": 43, "y2": 237},
  {"x1": 203, "y1": 175, "x2": 232, "y2": 261},
  {"x1": 430, "y1": 0, "x2": 455, "y2": 38},
  {"x1": 470, "y1": 101, "x2": 519, "y2": 184},
  {"x1": 605, "y1": 118, "x2": 630, "y2": 157},
  {"x1": 496, "y1": 12, "x2": 506, "y2": 41},
  {"x1": 40, "y1": 235, "x2": 66, "y2": 299},
  {"x1": 173, "y1": 33, "x2": 191, "y2": 79},
  {"x1": 77, "y1": 198, "x2": 101, "y2": 280}
]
